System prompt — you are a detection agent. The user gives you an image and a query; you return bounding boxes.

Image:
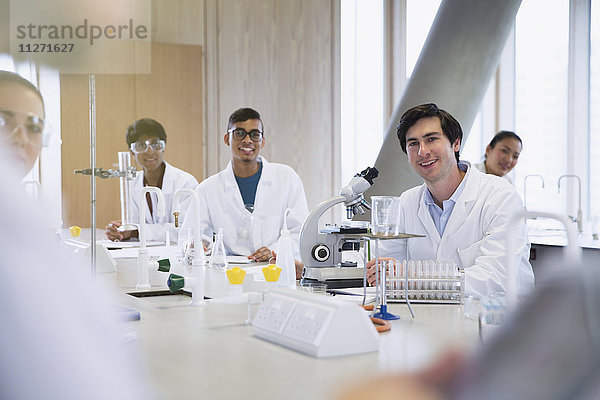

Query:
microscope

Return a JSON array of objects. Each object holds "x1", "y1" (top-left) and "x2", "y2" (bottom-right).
[{"x1": 299, "y1": 167, "x2": 378, "y2": 288}]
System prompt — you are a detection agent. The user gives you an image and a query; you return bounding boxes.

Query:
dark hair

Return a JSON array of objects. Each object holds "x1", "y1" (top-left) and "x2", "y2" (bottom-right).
[
  {"x1": 396, "y1": 103, "x2": 463, "y2": 162},
  {"x1": 227, "y1": 107, "x2": 263, "y2": 134},
  {"x1": 0, "y1": 70, "x2": 45, "y2": 114},
  {"x1": 489, "y1": 130, "x2": 522, "y2": 149},
  {"x1": 126, "y1": 118, "x2": 167, "y2": 146}
]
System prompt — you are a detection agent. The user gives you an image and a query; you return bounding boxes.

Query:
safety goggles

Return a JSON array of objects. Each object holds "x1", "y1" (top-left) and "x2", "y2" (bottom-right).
[
  {"x1": 227, "y1": 128, "x2": 263, "y2": 142},
  {"x1": 130, "y1": 139, "x2": 166, "y2": 154},
  {"x1": 0, "y1": 109, "x2": 47, "y2": 148}
]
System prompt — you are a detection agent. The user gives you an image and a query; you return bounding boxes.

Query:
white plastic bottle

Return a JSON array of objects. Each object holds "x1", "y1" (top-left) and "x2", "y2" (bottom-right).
[
  {"x1": 276, "y1": 209, "x2": 296, "y2": 288},
  {"x1": 209, "y1": 228, "x2": 228, "y2": 271}
]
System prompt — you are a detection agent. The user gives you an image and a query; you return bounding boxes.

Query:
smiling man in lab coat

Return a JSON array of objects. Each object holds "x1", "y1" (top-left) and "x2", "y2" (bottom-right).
[
  {"x1": 368, "y1": 103, "x2": 534, "y2": 298},
  {"x1": 184, "y1": 107, "x2": 308, "y2": 262}
]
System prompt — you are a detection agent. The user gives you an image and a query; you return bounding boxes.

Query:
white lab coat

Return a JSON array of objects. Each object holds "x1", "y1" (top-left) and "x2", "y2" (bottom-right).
[
  {"x1": 380, "y1": 161, "x2": 534, "y2": 298},
  {"x1": 130, "y1": 161, "x2": 198, "y2": 242},
  {"x1": 0, "y1": 150, "x2": 152, "y2": 400},
  {"x1": 184, "y1": 156, "x2": 308, "y2": 258},
  {"x1": 473, "y1": 161, "x2": 514, "y2": 185}
]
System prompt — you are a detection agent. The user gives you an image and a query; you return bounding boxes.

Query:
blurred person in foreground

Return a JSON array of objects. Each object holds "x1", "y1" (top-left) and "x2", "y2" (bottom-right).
[
  {"x1": 336, "y1": 261, "x2": 600, "y2": 400},
  {"x1": 0, "y1": 70, "x2": 152, "y2": 400}
]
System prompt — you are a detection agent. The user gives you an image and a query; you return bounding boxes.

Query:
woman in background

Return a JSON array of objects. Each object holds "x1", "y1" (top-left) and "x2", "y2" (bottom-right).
[{"x1": 473, "y1": 130, "x2": 522, "y2": 184}]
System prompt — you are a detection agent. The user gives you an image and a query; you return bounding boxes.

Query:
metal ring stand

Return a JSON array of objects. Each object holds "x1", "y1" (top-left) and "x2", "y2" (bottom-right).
[{"x1": 358, "y1": 233, "x2": 421, "y2": 319}]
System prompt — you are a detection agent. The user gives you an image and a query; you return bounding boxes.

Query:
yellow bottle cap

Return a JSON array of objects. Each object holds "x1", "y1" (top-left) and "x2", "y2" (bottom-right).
[
  {"x1": 69, "y1": 226, "x2": 81, "y2": 237},
  {"x1": 226, "y1": 267, "x2": 246, "y2": 285},
  {"x1": 262, "y1": 264, "x2": 282, "y2": 282}
]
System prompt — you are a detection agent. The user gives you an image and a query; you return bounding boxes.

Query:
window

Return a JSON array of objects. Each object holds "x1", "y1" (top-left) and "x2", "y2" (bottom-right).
[
  {"x1": 340, "y1": 0, "x2": 384, "y2": 187},
  {"x1": 406, "y1": 0, "x2": 441, "y2": 79},
  {"x1": 341, "y1": 1, "x2": 596, "y2": 232},
  {"x1": 590, "y1": 0, "x2": 600, "y2": 221},
  {"x1": 514, "y1": 0, "x2": 569, "y2": 216}
]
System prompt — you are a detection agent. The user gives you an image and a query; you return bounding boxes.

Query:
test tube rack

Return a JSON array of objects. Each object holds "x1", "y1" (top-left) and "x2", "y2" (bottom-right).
[{"x1": 385, "y1": 260, "x2": 464, "y2": 304}]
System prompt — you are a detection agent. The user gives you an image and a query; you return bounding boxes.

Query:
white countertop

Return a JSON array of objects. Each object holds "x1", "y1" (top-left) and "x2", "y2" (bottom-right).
[
  {"x1": 98, "y1": 252, "x2": 480, "y2": 400},
  {"x1": 117, "y1": 297, "x2": 477, "y2": 400},
  {"x1": 526, "y1": 218, "x2": 600, "y2": 249},
  {"x1": 529, "y1": 233, "x2": 600, "y2": 249}
]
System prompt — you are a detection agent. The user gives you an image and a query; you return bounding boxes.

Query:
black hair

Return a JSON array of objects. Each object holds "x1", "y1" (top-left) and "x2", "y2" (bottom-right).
[
  {"x1": 489, "y1": 130, "x2": 522, "y2": 149},
  {"x1": 126, "y1": 118, "x2": 167, "y2": 146},
  {"x1": 227, "y1": 107, "x2": 263, "y2": 134},
  {"x1": 484, "y1": 130, "x2": 522, "y2": 160},
  {"x1": 396, "y1": 103, "x2": 463, "y2": 163},
  {"x1": 0, "y1": 70, "x2": 45, "y2": 115}
]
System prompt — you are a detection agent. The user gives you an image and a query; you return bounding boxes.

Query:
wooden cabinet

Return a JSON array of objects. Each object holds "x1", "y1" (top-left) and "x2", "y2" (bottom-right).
[{"x1": 60, "y1": 42, "x2": 203, "y2": 228}]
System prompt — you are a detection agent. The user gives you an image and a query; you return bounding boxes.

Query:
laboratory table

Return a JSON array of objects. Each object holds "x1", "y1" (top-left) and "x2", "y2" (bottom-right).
[
  {"x1": 529, "y1": 230, "x2": 600, "y2": 273},
  {"x1": 100, "y1": 257, "x2": 480, "y2": 400}
]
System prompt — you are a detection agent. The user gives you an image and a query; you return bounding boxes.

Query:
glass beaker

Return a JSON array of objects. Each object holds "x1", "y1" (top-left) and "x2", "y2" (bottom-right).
[
  {"x1": 371, "y1": 196, "x2": 402, "y2": 237},
  {"x1": 118, "y1": 151, "x2": 137, "y2": 231}
]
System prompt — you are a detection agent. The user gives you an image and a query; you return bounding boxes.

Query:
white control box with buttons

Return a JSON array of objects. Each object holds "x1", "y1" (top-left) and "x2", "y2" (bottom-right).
[{"x1": 252, "y1": 288, "x2": 379, "y2": 357}]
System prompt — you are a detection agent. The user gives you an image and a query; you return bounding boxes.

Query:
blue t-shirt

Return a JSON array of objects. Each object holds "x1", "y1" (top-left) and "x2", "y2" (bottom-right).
[{"x1": 235, "y1": 162, "x2": 262, "y2": 213}]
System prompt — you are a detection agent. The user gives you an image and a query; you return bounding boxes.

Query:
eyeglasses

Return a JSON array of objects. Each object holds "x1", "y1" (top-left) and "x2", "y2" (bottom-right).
[
  {"x1": 0, "y1": 109, "x2": 46, "y2": 148},
  {"x1": 130, "y1": 139, "x2": 166, "y2": 153},
  {"x1": 227, "y1": 128, "x2": 263, "y2": 142}
]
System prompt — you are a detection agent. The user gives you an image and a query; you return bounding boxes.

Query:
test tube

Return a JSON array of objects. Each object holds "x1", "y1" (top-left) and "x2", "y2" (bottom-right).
[
  {"x1": 403, "y1": 260, "x2": 408, "y2": 297},
  {"x1": 387, "y1": 259, "x2": 395, "y2": 298},
  {"x1": 415, "y1": 260, "x2": 422, "y2": 299},
  {"x1": 395, "y1": 260, "x2": 401, "y2": 293},
  {"x1": 441, "y1": 259, "x2": 446, "y2": 299},
  {"x1": 421, "y1": 260, "x2": 428, "y2": 299},
  {"x1": 392, "y1": 258, "x2": 398, "y2": 299},
  {"x1": 440, "y1": 260, "x2": 447, "y2": 300},
  {"x1": 434, "y1": 259, "x2": 440, "y2": 296},
  {"x1": 408, "y1": 260, "x2": 415, "y2": 299},
  {"x1": 451, "y1": 260, "x2": 458, "y2": 296}
]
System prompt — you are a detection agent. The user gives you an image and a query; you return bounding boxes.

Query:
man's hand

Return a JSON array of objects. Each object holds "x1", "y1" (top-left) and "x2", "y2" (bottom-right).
[
  {"x1": 366, "y1": 257, "x2": 396, "y2": 286},
  {"x1": 105, "y1": 220, "x2": 134, "y2": 241},
  {"x1": 248, "y1": 246, "x2": 272, "y2": 262}
]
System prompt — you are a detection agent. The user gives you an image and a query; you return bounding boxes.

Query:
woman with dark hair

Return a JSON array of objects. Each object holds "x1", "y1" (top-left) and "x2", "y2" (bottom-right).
[{"x1": 473, "y1": 131, "x2": 522, "y2": 184}]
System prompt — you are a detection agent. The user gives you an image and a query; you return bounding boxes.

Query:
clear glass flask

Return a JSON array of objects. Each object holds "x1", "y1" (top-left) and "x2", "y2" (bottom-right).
[{"x1": 209, "y1": 228, "x2": 228, "y2": 271}]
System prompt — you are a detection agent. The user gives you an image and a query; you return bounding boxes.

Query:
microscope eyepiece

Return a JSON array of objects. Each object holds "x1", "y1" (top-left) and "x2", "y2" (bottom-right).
[{"x1": 355, "y1": 166, "x2": 379, "y2": 185}]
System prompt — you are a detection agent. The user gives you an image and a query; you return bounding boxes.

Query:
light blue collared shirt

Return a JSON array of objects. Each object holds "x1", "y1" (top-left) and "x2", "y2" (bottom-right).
[{"x1": 424, "y1": 162, "x2": 469, "y2": 236}]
